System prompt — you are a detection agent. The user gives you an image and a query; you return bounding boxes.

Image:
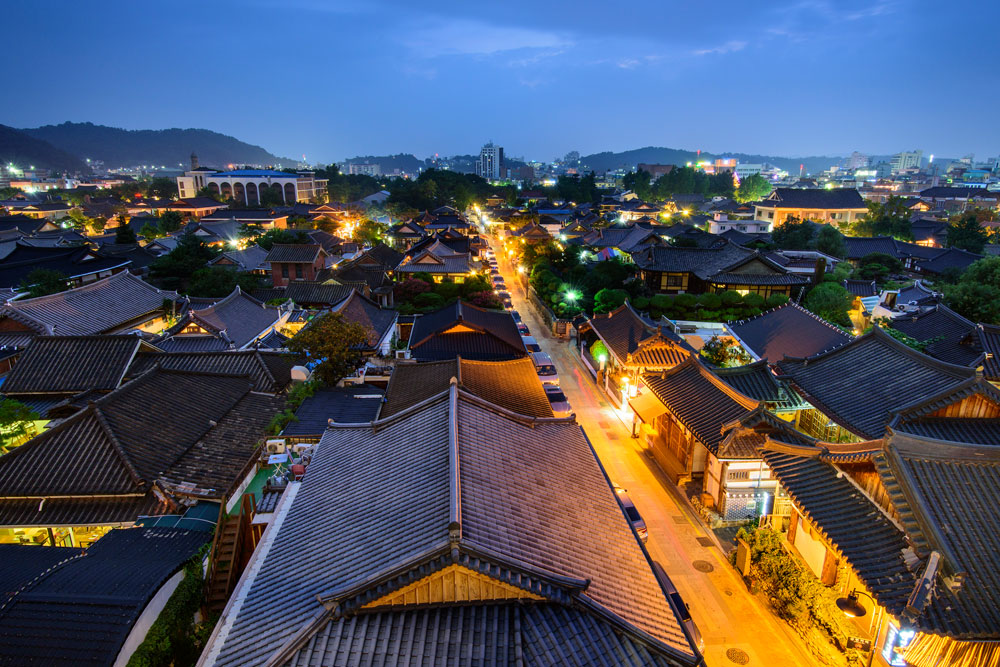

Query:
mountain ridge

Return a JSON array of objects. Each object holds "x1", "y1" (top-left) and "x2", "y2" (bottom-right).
[{"x1": 0, "y1": 124, "x2": 90, "y2": 174}]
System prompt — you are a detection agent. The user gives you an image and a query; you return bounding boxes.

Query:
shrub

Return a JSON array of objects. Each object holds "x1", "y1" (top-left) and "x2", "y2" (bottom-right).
[
  {"x1": 651, "y1": 294, "x2": 674, "y2": 312},
  {"x1": 720, "y1": 290, "x2": 743, "y2": 307},
  {"x1": 766, "y1": 294, "x2": 789, "y2": 308},
  {"x1": 674, "y1": 293, "x2": 698, "y2": 311},
  {"x1": 413, "y1": 292, "x2": 446, "y2": 310},
  {"x1": 631, "y1": 295, "x2": 651, "y2": 310},
  {"x1": 742, "y1": 292, "x2": 765, "y2": 309},
  {"x1": 697, "y1": 293, "x2": 723, "y2": 310}
]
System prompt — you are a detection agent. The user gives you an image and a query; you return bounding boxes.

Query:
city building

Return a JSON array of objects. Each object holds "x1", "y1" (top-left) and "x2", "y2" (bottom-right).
[
  {"x1": 346, "y1": 162, "x2": 381, "y2": 176},
  {"x1": 176, "y1": 158, "x2": 327, "y2": 205},
  {"x1": 475, "y1": 141, "x2": 504, "y2": 180},
  {"x1": 890, "y1": 150, "x2": 923, "y2": 173},
  {"x1": 754, "y1": 188, "x2": 868, "y2": 227},
  {"x1": 734, "y1": 163, "x2": 763, "y2": 180}
]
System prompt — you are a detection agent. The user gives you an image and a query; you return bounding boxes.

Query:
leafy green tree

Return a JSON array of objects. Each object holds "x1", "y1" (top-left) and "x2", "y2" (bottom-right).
[
  {"x1": 149, "y1": 234, "x2": 218, "y2": 291},
  {"x1": 159, "y1": 210, "x2": 184, "y2": 233},
  {"x1": 735, "y1": 173, "x2": 772, "y2": 203},
  {"x1": 771, "y1": 217, "x2": 815, "y2": 250},
  {"x1": 195, "y1": 186, "x2": 222, "y2": 201},
  {"x1": 622, "y1": 170, "x2": 653, "y2": 201},
  {"x1": 593, "y1": 288, "x2": 628, "y2": 313},
  {"x1": 19, "y1": 269, "x2": 70, "y2": 298},
  {"x1": 815, "y1": 225, "x2": 847, "y2": 258},
  {"x1": 140, "y1": 222, "x2": 163, "y2": 239},
  {"x1": 852, "y1": 253, "x2": 902, "y2": 283},
  {"x1": 285, "y1": 312, "x2": 371, "y2": 385},
  {"x1": 0, "y1": 398, "x2": 40, "y2": 449},
  {"x1": 947, "y1": 212, "x2": 990, "y2": 253},
  {"x1": 852, "y1": 196, "x2": 913, "y2": 240},
  {"x1": 803, "y1": 282, "x2": 853, "y2": 326},
  {"x1": 253, "y1": 229, "x2": 310, "y2": 250},
  {"x1": 943, "y1": 256, "x2": 1000, "y2": 324},
  {"x1": 67, "y1": 207, "x2": 91, "y2": 229},
  {"x1": 186, "y1": 267, "x2": 259, "y2": 297},
  {"x1": 145, "y1": 177, "x2": 178, "y2": 200},
  {"x1": 115, "y1": 223, "x2": 138, "y2": 244},
  {"x1": 353, "y1": 219, "x2": 386, "y2": 246}
]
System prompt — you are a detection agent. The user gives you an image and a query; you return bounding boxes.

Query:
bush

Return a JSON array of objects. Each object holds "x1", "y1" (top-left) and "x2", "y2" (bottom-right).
[
  {"x1": 742, "y1": 293, "x2": 765, "y2": 309},
  {"x1": 720, "y1": 290, "x2": 743, "y2": 308},
  {"x1": 766, "y1": 294, "x2": 789, "y2": 308},
  {"x1": 632, "y1": 295, "x2": 651, "y2": 311},
  {"x1": 697, "y1": 293, "x2": 722, "y2": 310},
  {"x1": 651, "y1": 294, "x2": 674, "y2": 313},
  {"x1": 413, "y1": 292, "x2": 446, "y2": 310},
  {"x1": 674, "y1": 293, "x2": 698, "y2": 311}
]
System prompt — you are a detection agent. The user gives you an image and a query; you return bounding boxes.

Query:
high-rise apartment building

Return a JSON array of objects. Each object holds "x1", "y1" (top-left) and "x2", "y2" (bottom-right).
[
  {"x1": 475, "y1": 142, "x2": 504, "y2": 180},
  {"x1": 890, "y1": 150, "x2": 923, "y2": 173}
]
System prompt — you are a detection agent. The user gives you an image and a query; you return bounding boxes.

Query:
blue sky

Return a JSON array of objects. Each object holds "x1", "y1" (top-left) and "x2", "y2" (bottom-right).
[{"x1": 7, "y1": 0, "x2": 999, "y2": 162}]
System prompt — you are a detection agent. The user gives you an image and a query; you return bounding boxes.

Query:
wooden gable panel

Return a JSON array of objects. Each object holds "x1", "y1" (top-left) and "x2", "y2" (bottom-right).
[
  {"x1": 728, "y1": 257, "x2": 781, "y2": 275},
  {"x1": 929, "y1": 393, "x2": 1000, "y2": 419},
  {"x1": 442, "y1": 323, "x2": 478, "y2": 335},
  {"x1": 362, "y1": 564, "x2": 544, "y2": 609}
]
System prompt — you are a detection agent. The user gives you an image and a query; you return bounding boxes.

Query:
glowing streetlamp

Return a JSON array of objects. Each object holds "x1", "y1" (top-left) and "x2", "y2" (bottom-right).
[{"x1": 565, "y1": 289, "x2": 580, "y2": 303}]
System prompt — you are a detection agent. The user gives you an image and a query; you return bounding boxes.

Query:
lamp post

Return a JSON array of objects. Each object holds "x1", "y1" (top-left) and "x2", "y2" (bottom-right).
[{"x1": 836, "y1": 589, "x2": 884, "y2": 667}]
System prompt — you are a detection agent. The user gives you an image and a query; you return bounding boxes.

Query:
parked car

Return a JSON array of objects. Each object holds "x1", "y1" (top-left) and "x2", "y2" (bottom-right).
[
  {"x1": 544, "y1": 385, "x2": 572, "y2": 417},
  {"x1": 492, "y1": 276, "x2": 505, "y2": 286},
  {"x1": 521, "y1": 335, "x2": 541, "y2": 353},
  {"x1": 531, "y1": 351, "x2": 559, "y2": 385},
  {"x1": 613, "y1": 484, "x2": 648, "y2": 543},
  {"x1": 490, "y1": 267, "x2": 500, "y2": 275},
  {"x1": 509, "y1": 310, "x2": 522, "y2": 322},
  {"x1": 653, "y1": 561, "x2": 705, "y2": 652},
  {"x1": 496, "y1": 290, "x2": 512, "y2": 301},
  {"x1": 501, "y1": 297, "x2": 514, "y2": 309},
  {"x1": 516, "y1": 321, "x2": 530, "y2": 335}
]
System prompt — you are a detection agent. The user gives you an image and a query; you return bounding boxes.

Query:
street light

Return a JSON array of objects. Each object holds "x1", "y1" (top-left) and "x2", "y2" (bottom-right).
[
  {"x1": 565, "y1": 289, "x2": 580, "y2": 303},
  {"x1": 836, "y1": 589, "x2": 884, "y2": 667}
]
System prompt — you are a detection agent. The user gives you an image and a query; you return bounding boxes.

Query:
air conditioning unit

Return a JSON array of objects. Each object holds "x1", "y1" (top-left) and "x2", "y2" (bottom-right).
[
  {"x1": 266, "y1": 439, "x2": 286, "y2": 454},
  {"x1": 291, "y1": 443, "x2": 311, "y2": 456},
  {"x1": 395, "y1": 349, "x2": 409, "y2": 360}
]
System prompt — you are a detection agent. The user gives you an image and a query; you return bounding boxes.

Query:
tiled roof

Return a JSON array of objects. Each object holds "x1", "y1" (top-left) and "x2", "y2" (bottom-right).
[
  {"x1": 759, "y1": 188, "x2": 867, "y2": 209},
  {"x1": 843, "y1": 279, "x2": 878, "y2": 297},
  {"x1": 282, "y1": 385, "x2": 384, "y2": 436},
  {"x1": 165, "y1": 288, "x2": 283, "y2": 349},
  {"x1": 875, "y1": 433, "x2": 1000, "y2": 639},
  {"x1": 585, "y1": 304, "x2": 692, "y2": 368},
  {"x1": 761, "y1": 443, "x2": 917, "y2": 618},
  {"x1": 0, "y1": 243, "x2": 130, "y2": 288},
  {"x1": 1, "y1": 271, "x2": 178, "y2": 336},
  {"x1": 1, "y1": 335, "x2": 144, "y2": 395},
  {"x1": 0, "y1": 527, "x2": 210, "y2": 665},
  {"x1": 631, "y1": 240, "x2": 799, "y2": 285},
  {"x1": 843, "y1": 236, "x2": 904, "y2": 260},
  {"x1": 886, "y1": 378, "x2": 1000, "y2": 446},
  {"x1": 890, "y1": 304, "x2": 982, "y2": 366},
  {"x1": 714, "y1": 361, "x2": 805, "y2": 411},
  {"x1": 916, "y1": 247, "x2": 983, "y2": 275},
  {"x1": 127, "y1": 350, "x2": 294, "y2": 393},
  {"x1": 408, "y1": 301, "x2": 525, "y2": 361},
  {"x1": 643, "y1": 357, "x2": 759, "y2": 454},
  {"x1": 396, "y1": 250, "x2": 473, "y2": 274},
  {"x1": 253, "y1": 281, "x2": 355, "y2": 307},
  {"x1": 777, "y1": 327, "x2": 976, "y2": 439},
  {"x1": 209, "y1": 387, "x2": 697, "y2": 667},
  {"x1": 727, "y1": 301, "x2": 852, "y2": 364},
  {"x1": 332, "y1": 291, "x2": 397, "y2": 349},
  {"x1": 0, "y1": 368, "x2": 272, "y2": 526},
  {"x1": 380, "y1": 357, "x2": 554, "y2": 419},
  {"x1": 919, "y1": 186, "x2": 1000, "y2": 200},
  {"x1": 264, "y1": 244, "x2": 324, "y2": 264},
  {"x1": 978, "y1": 323, "x2": 1000, "y2": 381},
  {"x1": 211, "y1": 244, "x2": 269, "y2": 272}
]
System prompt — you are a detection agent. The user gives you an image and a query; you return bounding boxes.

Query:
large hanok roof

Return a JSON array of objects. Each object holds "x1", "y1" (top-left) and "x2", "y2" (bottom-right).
[
  {"x1": 758, "y1": 187, "x2": 867, "y2": 210},
  {"x1": 0, "y1": 271, "x2": 177, "y2": 336},
  {"x1": 281, "y1": 384, "x2": 384, "y2": 436},
  {"x1": 777, "y1": 327, "x2": 976, "y2": 440},
  {"x1": 166, "y1": 287, "x2": 283, "y2": 349},
  {"x1": 584, "y1": 303, "x2": 692, "y2": 368},
  {"x1": 207, "y1": 386, "x2": 698, "y2": 667},
  {"x1": 0, "y1": 527, "x2": 210, "y2": 665},
  {"x1": 331, "y1": 290, "x2": 397, "y2": 349},
  {"x1": 0, "y1": 243, "x2": 131, "y2": 288},
  {"x1": 408, "y1": 301, "x2": 525, "y2": 361},
  {"x1": 977, "y1": 323, "x2": 1000, "y2": 382},
  {"x1": 0, "y1": 368, "x2": 281, "y2": 526},
  {"x1": 842, "y1": 235, "x2": 904, "y2": 261},
  {"x1": 874, "y1": 433, "x2": 1000, "y2": 639},
  {"x1": 264, "y1": 243, "x2": 324, "y2": 264},
  {"x1": 127, "y1": 349, "x2": 294, "y2": 394},
  {"x1": 890, "y1": 304, "x2": 982, "y2": 366},
  {"x1": 916, "y1": 247, "x2": 983, "y2": 275},
  {"x1": 727, "y1": 301, "x2": 853, "y2": 364},
  {"x1": 1, "y1": 335, "x2": 147, "y2": 395},
  {"x1": 380, "y1": 357, "x2": 553, "y2": 419},
  {"x1": 714, "y1": 360, "x2": 805, "y2": 412},
  {"x1": 643, "y1": 357, "x2": 759, "y2": 454},
  {"x1": 760, "y1": 442, "x2": 917, "y2": 618},
  {"x1": 886, "y1": 378, "x2": 1000, "y2": 446}
]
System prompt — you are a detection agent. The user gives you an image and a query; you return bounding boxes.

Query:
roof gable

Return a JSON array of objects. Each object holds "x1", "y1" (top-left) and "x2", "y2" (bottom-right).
[{"x1": 727, "y1": 301, "x2": 853, "y2": 364}]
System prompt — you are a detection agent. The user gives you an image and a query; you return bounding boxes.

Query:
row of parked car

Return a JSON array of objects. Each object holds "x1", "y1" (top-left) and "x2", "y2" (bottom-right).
[{"x1": 484, "y1": 248, "x2": 571, "y2": 418}]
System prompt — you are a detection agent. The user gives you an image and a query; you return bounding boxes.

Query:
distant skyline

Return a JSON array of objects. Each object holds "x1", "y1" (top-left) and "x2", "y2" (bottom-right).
[{"x1": 6, "y1": 0, "x2": 1000, "y2": 163}]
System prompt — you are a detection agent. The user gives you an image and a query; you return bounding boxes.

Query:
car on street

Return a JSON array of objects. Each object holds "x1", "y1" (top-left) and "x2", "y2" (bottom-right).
[
  {"x1": 496, "y1": 290, "x2": 511, "y2": 301},
  {"x1": 516, "y1": 321, "x2": 530, "y2": 335},
  {"x1": 652, "y1": 561, "x2": 705, "y2": 652},
  {"x1": 612, "y1": 484, "x2": 648, "y2": 543},
  {"x1": 520, "y1": 335, "x2": 541, "y2": 353},
  {"x1": 490, "y1": 267, "x2": 500, "y2": 275},
  {"x1": 509, "y1": 310, "x2": 521, "y2": 322},
  {"x1": 501, "y1": 296, "x2": 513, "y2": 309},
  {"x1": 530, "y1": 351, "x2": 559, "y2": 385},
  {"x1": 544, "y1": 385, "x2": 572, "y2": 417}
]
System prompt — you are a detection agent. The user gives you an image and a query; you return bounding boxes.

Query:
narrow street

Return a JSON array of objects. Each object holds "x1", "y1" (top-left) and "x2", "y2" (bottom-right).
[{"x1": 489, "y1": 237, "x2": 816, "y2": 666}]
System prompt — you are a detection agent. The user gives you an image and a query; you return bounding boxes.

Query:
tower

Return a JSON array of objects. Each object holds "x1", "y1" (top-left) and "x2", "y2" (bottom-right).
[{"x1": 191, "y1": 152, "x2": 199, "y2": 170}]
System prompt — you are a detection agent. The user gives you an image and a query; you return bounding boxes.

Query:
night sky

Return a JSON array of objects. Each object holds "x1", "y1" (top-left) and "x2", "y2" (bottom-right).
[{"x1": 7, "y1": 0, "x2": 999, "y2": 162}]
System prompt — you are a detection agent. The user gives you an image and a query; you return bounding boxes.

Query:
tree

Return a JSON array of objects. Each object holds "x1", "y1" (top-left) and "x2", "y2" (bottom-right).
[
  {"x1": 353, "y1": 219, "x2": 385, "y2": 246},
  {"x1": 852, "y1": 253, "x2": 902, "y2": 283},
  {"x1": 0, "y1": 398, "x2": 39, "y2": 449},
  {"x1": 159, "y1": 210, "x2": 184, "y2": 233},
  {"x1": 622, "y1": 170, "x2": 653, "y2": 201},
  {"x1": 149, "y1": 234, "x2": 218, "y2": 291},
  {"x1": 803, "y1": 282, "x2": 853, "y2": 327},
  {"x1": 285, "y1": 312, "x2": 371, "y2": 385},
  {"x1": 593, "y1": 288, "x2": 628, "y2": 313},
  {"x1": 815, "y1": 225, "x2": 847, "y2": 258},
  {"x1": 735, "y1": 174, "x2": 772, "y2": 203},
  {"x1": 943, "y1": 256, "x2": 1000, "y2": 324},
  {"x1": 771, "y1": 217, "x2": 815, "y2": 250},
  {"x1": 19, "y1": 269, "x2": 70, "y2": 298},
  {"x1": 115, "y1": 223, "x2": 138, "y2": 244},
  {"x1": 140, "y1": 222, "x2": 163, "y2": 239},
  {"x1": 187, "y1": 267, "x2": 258, "y2": 297},
  {"x1": 700, "y1": 335, "x2": 751, "y2": 367},
  {"x1": 947, "y1": 213, "x2": 990, "y2": 254},
  {"x1": 253, "y1": 228, "x2": 310, "y2": 250},
  {"x1": 852, "y1": 196, "x2": 913, "y2": 240}
]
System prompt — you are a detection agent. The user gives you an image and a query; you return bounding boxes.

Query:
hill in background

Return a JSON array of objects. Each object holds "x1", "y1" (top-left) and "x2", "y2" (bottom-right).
[
  {"x1": 20, "y1": 122, "x2": 294, "y2": 170},
  {"x1": 576, "y1": 146, "x2": 843, "y2": 176},
  {"x1": 0, "y1": 124, "x2": 90, "y2": 174}
]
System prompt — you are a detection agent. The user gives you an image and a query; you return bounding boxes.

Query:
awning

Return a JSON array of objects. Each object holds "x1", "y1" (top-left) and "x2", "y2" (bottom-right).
[{"x1": 629, "y1": 391, "x2": 667, "y2": 424}]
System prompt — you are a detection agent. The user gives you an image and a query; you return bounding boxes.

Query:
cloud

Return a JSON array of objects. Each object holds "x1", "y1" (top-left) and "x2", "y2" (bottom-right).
[
  {"x1": 405, "y1": 18, "x2": 571, "y2": 57},
  {"x1": 693, "y1": 40, "x2": 747, "y2": 56}
]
